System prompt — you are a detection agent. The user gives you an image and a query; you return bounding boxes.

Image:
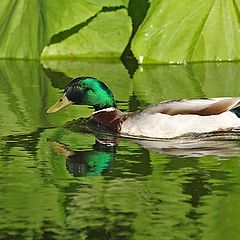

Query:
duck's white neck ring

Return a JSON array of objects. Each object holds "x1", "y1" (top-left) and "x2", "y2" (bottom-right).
[{"x1": 93, "y1": 107, "x2": 116, "y2": 114}]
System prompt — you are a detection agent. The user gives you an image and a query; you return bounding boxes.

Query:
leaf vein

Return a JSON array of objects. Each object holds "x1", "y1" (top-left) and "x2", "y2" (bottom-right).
[{"x1": 190, "y1": 0, "x2": 218, "y2": 61}]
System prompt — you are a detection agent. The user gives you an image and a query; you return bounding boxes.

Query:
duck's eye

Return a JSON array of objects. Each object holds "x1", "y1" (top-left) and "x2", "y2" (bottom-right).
[
  {"x1": 74, "y1": 86, "x2": 80, "y2": 92},
  {"x1": 59, "y1": 98, "x2": 63, "y2": 102}
]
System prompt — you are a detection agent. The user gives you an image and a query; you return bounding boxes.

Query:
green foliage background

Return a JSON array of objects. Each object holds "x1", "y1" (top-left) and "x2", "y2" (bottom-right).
[
  {"x1": 1, "y1": 1, "x2": 240, "y2": 238},
  {"x1": 1, "y1": 0, "x2": 240, "y2": 63}
]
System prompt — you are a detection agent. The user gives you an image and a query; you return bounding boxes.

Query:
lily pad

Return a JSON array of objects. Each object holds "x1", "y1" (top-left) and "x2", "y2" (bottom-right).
[
  {"x1": 132, "y1": 0, "x2": 240, "y2": 64},
  {"x1": 41, "y1": 10, "x2": 132, "y2": 59},
  {"x1": 0, "y1": 0, "x2": 128, "y2": 59}
]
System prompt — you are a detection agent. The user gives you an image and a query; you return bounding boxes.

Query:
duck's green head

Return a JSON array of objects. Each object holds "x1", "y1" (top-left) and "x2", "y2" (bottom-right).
[{"x1": 47, "y1": 77, "x2": 116, "y2": 113}]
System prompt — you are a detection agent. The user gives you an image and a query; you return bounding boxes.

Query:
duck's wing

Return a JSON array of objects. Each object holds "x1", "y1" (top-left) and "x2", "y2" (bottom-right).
[{"x1": 141, "y1": 97, "x2": 240, "y2": 116}]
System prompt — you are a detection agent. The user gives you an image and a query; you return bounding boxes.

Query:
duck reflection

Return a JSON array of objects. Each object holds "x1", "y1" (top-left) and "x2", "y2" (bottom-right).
[
  {"x1": 49, "y1": 137, "x2": 117, "y2": 177},
  {"x1": 133, "y1": 135, "x2": 240, "y2": 157},
  {"x1": 67, "y1": 116, "x2": 240, "y2": 156},
  {"x1": 48, "y1": 121, "x2": 240, "y2": 178}
]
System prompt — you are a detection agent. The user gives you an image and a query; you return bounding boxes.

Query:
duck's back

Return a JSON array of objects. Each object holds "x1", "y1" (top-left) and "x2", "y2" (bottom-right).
[{"x1": 121, "y1": 98, "x2": 240, "y2": 139}]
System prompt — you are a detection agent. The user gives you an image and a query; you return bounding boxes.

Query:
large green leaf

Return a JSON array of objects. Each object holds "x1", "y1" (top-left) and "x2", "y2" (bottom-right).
[
  {"x1": 132, "y1": 0, "x2": 240, "y2": 64},
  {"x1": 41, "y1": 9, "x2": 132, "y2": 58},
  {"x1": 0, "y1": 1, "x2": 128, "y2": 59},
  {"x1": 87, "y1": 0, "x2": 128, "y2": 7}
]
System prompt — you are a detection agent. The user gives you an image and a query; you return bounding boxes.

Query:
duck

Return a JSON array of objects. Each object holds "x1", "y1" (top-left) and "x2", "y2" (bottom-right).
[{"x1": 47, "y1": 76, "x2": 240, "y2": 139}]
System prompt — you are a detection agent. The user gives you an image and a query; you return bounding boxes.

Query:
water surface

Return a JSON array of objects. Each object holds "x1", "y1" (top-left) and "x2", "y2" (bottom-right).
[{"x1": 1, "y1": 60, "x2": 240, "y2": 240}]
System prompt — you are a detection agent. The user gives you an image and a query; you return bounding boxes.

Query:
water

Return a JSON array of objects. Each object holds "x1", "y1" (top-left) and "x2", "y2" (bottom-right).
[{"x1": 1, "y1": 60, "x2": 240, "y2": 240}]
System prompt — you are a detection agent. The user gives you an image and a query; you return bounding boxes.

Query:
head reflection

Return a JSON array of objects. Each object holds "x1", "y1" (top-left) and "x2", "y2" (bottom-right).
[{"x1": 49, "y1": 138, "x2": 116, "y2": 177}]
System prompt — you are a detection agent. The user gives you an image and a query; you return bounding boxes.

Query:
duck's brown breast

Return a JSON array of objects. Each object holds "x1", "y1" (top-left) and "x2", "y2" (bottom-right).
[{"x1": 91, "y1": 108, "x2": 127, "y2": 132}]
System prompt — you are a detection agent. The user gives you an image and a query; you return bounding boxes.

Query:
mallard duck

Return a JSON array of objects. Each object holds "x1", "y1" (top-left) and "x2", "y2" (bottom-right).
[{"x1": 47, "y1": 76, "x2": 240, "y2": 139}]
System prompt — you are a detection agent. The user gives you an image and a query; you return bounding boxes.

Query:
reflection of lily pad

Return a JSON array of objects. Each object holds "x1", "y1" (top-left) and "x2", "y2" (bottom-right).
[
  {"x1": 0, "y1": 60, "x2": 49, "y2": 135},
  {"x1": 133, "y1": 62, "x2": 240, "y2": 106},
  {"x1": 191, "y1": 62, "x2": 240, "y2": 97},
  {"x1": 42, "y1": 59, "x2": 133, "y2": 110},
  {"x1": 133, "y1": 64, "x2": 203, "y2": 106}
]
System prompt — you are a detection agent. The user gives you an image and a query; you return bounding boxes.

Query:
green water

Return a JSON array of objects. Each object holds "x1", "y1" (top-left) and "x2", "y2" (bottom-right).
[{"x1": 1, "y1": 60, "x2": 240, "y2": 240}]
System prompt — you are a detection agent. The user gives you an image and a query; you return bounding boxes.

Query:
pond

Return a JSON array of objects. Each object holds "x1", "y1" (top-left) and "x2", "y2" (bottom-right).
[{"x1": 1, "y1": 59, "x2": 240, "y2": 240}]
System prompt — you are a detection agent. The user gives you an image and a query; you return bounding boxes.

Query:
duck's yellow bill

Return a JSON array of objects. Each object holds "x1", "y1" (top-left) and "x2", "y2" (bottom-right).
[
  {"x1": 47, "y1": 94, "x2": 72, "y2": 113},
  {"x1": 48, "y1": 140, "x2": 74, "y2": 157}
]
